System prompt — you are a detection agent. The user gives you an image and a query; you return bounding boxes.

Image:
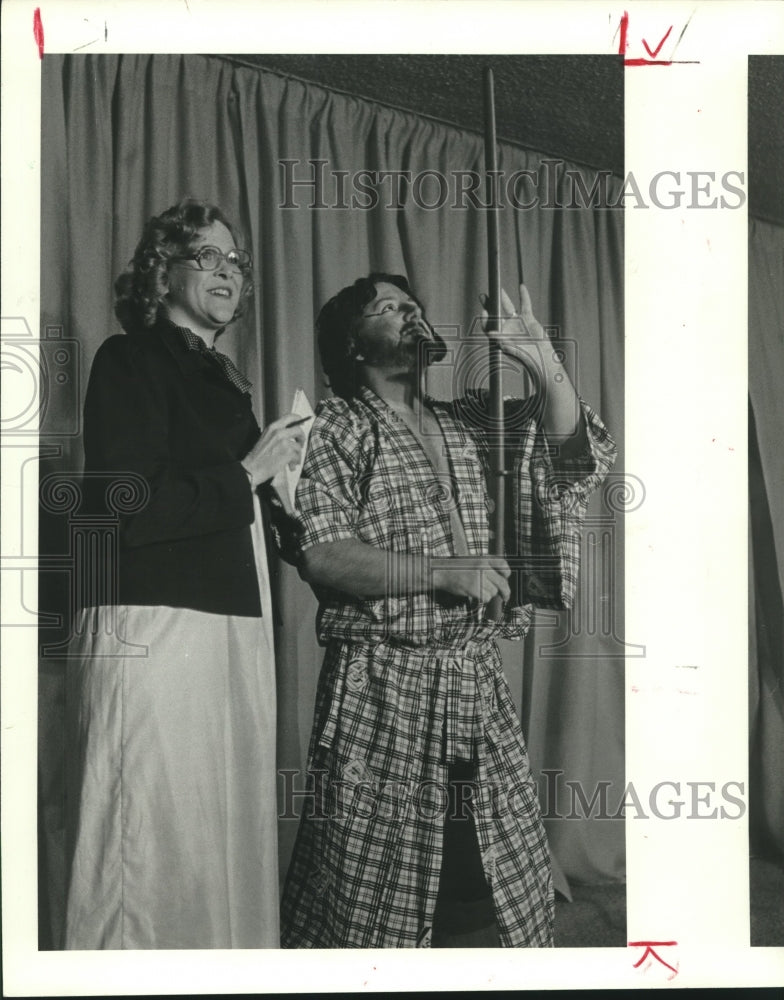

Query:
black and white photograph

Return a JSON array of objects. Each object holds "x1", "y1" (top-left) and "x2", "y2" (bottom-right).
[
  {"x1": 1, "y1": 0, "x2": 783, "y2": 993},
  {"x1": 34, "y1": 49, "x2": 625, "y2": 953}
]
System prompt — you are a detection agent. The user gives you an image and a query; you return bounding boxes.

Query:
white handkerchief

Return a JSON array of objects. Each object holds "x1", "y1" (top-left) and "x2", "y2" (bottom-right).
[{"x1": 271, "y1": 387, "x2": 314, "y2": 514}]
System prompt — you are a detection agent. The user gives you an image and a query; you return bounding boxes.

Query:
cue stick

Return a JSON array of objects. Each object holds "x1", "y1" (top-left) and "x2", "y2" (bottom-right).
[{"x1": 483, "y1": 66, "x2": 506, "y2": 621}]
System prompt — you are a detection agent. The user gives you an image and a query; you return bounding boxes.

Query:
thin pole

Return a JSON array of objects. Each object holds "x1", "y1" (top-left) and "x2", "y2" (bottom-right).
[{"x1": 483, "y1": 67, "x2": 505, "y2": 621}]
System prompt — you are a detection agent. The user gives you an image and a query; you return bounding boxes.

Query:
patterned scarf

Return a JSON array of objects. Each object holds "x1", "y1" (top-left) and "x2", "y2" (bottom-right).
[{"x1": 177, "y1": 325, "x2": 253, "y2": 395}]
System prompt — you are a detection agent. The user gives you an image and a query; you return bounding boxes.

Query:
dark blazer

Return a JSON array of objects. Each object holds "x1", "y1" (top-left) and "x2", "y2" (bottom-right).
[{"x1": 82, "y1": 318, "x2": 263, "y2": 616}]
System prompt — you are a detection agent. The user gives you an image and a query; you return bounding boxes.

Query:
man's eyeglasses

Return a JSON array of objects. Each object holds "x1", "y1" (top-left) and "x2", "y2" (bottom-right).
[{"x1": 170, "y1": 246, "x2": 252, "y2": 274}]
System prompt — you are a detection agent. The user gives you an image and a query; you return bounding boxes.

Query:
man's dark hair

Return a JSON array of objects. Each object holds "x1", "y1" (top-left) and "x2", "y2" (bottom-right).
[{"x1": 316, "y1": 273, "x2": 447, "y2": 400}]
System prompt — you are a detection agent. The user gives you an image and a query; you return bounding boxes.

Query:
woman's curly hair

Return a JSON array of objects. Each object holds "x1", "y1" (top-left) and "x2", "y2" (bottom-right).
[
  {"x1": 316, "y1": 273, "x2": 447, "y2": 400},
  {"x1": 114, "y1": 199, "x2": 254, "y2": 332}
]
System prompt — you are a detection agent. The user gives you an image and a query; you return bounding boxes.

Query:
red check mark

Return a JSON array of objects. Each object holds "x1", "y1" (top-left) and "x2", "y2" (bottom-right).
[{"x1": 642, "y1": 25, "x2": 672, "y2": 59}]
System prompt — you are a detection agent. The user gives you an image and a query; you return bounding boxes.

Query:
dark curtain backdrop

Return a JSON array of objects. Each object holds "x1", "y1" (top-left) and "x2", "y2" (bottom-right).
[
  {"x1": 37, "y1": 53, "x2": 631, "y2": 949},
  {"x1": 748, "y1": 218, "x2": 784, "y2": 864}
]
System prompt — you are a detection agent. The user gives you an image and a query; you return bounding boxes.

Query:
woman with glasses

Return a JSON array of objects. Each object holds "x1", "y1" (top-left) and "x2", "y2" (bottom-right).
[{"x1": 63, "y1": 200, "x2": 304, "y2": 949}]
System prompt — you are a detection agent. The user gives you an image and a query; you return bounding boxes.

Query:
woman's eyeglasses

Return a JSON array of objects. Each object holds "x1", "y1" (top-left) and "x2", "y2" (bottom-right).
[{"x1": 170, "y1": 246, "x2": 252, "y2": 273}]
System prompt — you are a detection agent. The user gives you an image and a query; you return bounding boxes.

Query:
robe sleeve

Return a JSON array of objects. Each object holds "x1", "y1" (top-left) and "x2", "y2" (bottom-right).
[
  {"x1": 289, "y1": 397, "x2": 367, "y2": 552},
  {"x1": 510, "y1": 397, "x2": 617, "y2": 609}
]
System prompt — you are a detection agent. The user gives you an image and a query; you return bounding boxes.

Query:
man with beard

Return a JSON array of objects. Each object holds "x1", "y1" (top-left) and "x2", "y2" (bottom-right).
[{"x1": 280, "y1": 273, "x2": 616, "y2": 948}]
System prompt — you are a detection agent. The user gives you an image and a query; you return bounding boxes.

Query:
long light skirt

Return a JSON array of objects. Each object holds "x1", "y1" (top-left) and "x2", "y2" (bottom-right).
[{"x1": 64, "y1": 512, "x2": 279, "y2": 949}]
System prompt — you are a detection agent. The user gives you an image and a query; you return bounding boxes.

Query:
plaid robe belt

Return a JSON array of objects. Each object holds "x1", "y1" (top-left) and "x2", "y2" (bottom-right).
[{"x1": 280, "y1": 385, "x2": 616, "y2": 948}]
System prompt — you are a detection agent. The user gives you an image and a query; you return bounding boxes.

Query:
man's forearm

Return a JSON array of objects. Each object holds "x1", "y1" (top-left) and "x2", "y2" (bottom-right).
[
  {"x1": 299, "y1": 539, "x2": 427, "y2": 599},
  {"x1": 299, "y1": 539, "x2": 512, "y2": 603},
  {"x1": 538, "y1": 360, "x2": 585, "y2": 444},
  {"x1": 541, "y1": 371, "x2": 590, "y2": 458}
]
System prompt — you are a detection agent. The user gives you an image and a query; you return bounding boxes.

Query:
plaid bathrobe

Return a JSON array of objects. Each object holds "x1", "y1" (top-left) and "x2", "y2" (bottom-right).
[{"x1": 280, "y1": 385, "x2": 616, "y2": 948}]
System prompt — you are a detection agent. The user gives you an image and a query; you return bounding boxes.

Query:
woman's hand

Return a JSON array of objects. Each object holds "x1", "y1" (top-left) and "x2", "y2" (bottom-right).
[{"x1": 241, "y1": 413, "x2": 308, "y2": 487}]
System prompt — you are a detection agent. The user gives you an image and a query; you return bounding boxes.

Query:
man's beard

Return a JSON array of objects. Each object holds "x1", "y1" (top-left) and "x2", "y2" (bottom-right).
[{"x1": 359, "y1": 331, "x2": 429, "y2": 373}]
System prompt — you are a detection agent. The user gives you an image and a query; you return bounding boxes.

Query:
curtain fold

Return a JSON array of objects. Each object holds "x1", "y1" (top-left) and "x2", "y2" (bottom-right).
[
  {"x1": 748, "y1": 218, "x2": 784, "y2": 862},
  {"x1": 39, "y1": 53, "x2": 630, "y2": 948}
]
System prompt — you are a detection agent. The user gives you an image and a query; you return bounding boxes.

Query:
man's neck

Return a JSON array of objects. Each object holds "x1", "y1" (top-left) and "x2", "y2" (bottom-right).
[{"x1": 361, "y1": 368, "x2": 424, "y2": 414}]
